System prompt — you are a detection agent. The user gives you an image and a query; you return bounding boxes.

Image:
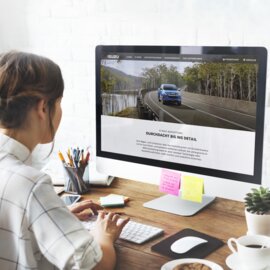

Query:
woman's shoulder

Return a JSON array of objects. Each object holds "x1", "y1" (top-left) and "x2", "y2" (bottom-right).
[
  {"x1": 0, "y1": 160, "x2": 53, "y2": 205},
  {"x1": 20, "y1": 164, "x2": 52, "y2": 184},
  {"x1": 8, "y1": 161, "x2": 52, "y2": 187}
]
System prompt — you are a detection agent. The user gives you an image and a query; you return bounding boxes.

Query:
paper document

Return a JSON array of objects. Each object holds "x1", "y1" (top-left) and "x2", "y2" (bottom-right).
[
  {"x1": 86, "y1": 163, "x2": 114, "y2": 186},
  {"x1": 42, "y1": 160, "x2": 114, "y2": 186}
]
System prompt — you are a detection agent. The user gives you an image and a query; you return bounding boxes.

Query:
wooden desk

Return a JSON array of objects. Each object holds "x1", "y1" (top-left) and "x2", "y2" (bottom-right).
[{"x1": 82, "y1": 178, "x2": 246, "y2": 270}]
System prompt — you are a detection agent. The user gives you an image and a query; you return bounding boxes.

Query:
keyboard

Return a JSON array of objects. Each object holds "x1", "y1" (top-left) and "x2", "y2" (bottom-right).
[{"x1": 82, "y1": 216, "x2": 164, "y2": 244}]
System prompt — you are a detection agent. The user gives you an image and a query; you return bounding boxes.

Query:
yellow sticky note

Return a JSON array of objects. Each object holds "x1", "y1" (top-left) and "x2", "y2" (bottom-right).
[{"x1": 181, "y1": 175, "x2": 204, "y2": 203}]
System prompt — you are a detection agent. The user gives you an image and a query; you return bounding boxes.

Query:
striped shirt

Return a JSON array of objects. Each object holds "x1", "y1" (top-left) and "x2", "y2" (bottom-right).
[{"x1": 0, "y1": 133, "x2": 102, "y2": 269}]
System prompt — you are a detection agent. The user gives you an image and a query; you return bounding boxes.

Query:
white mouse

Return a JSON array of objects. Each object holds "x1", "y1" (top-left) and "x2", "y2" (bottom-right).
[{"x1": 170, "y1": 236, "x2": 208, "y2": 254}]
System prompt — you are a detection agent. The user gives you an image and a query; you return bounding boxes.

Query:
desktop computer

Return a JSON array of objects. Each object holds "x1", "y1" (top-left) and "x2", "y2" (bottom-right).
[{"x1": 95, "y1": 45, "x2": 267, "y2": 214}]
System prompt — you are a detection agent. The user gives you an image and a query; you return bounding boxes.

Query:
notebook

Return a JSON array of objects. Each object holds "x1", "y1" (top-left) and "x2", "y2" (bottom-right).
[
  {"x1": 85, "y1": 163, "x2": 114, "y2": 186},
  {"x1": 53, "y1": 186, "x2": 64, "y2": 195},
  {"x1": 43, "y1": 160, "x2": 114, "y2": 186}
]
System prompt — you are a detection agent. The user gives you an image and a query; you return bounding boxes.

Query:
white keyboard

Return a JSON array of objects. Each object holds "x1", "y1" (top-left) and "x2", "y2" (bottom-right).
[{"x1": 82, "y1": 216, "x2": 164, "y2": 244}]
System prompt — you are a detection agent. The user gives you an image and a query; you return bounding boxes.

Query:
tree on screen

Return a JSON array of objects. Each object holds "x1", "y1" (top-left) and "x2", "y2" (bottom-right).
[
  {"x1": 182, "y1": 63, "x2": 257, "y2": 102},
  {"x1": 141, "y1": 64, "x2": 184, "y2": 90}
]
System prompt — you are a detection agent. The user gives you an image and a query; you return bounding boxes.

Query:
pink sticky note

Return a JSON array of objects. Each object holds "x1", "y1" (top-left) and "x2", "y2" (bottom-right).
[{"x1": 159, "y1": 169, "x2": 181, "y2": 196}]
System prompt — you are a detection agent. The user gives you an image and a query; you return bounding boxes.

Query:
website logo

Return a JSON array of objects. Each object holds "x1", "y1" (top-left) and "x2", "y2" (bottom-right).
[{"x1": 107, "y1": 54, "x2": 119, "y2": 59}]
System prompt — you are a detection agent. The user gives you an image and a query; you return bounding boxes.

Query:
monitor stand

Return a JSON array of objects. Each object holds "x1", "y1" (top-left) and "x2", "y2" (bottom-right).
[{"x1": 143, "y1": 193, "x2": 216, "y2": 216}]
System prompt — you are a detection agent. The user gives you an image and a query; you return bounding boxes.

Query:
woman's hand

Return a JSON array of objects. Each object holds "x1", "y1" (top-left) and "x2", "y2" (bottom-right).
[
  {"x1": 69, "y1": 199, "x2": 103, "y2": 221},
  {"x1": 91, "y1": 211, "x2": 130, "y2": 243},
  {"x1": 91, "y1": 212, "x2": 130, "y2": 270}
]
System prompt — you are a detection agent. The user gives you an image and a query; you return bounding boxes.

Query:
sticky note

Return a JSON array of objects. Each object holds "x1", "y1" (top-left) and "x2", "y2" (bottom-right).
[
  {"x1": 181, "y1": 175, "x2": 204, "y2": 203},
  {"x1": 159, "y1": 169, "x2": 180, "y2": 196},
  {"x1": 108, "y1": 194, "x2": 129, "y2": 203},
  {"x1": 100, "y1": 194, "x2": 125, "y2": 207}
]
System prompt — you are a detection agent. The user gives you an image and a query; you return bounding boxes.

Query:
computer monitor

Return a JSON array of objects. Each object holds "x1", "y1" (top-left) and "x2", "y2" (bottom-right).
[{"x1": 95, "y1": 45, "x2": 267, "y2": 215}]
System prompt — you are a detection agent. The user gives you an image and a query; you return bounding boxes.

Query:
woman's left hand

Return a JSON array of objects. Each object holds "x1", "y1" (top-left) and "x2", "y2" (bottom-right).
[{"x1": 69, "y1": 199, "x2": 103, "y2": 221}]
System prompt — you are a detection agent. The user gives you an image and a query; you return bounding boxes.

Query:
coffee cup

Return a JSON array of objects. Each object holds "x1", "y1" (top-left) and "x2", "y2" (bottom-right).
[{"x1": 227, "y1": 234, "x2": 270, "y2": 270}]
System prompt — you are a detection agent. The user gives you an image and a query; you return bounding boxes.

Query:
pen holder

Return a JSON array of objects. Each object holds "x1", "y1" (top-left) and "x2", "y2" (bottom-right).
[{"x1": 63, "y1": 164, "x2": 90, "y2": 194}]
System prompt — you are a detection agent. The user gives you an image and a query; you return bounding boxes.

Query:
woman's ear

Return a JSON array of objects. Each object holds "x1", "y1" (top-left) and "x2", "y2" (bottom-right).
[{"x1": 36, "y1": 99, "x2": 48, "y2": 120}]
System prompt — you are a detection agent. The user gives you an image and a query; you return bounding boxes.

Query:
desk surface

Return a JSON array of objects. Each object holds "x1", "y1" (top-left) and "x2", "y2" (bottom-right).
[{"x1": 82, "y1": 178, "x2": 246, "y2": 270}]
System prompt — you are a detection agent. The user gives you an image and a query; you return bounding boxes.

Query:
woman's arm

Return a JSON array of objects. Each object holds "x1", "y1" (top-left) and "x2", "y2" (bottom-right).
[{"x1": 91, "y1": 212, "x2": 129, "y2": 270}]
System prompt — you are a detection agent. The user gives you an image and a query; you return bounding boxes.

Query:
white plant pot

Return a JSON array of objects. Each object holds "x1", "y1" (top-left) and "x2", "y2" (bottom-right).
[{"x1": 245, "y1": 209, "x2": 270, "y2": 236}]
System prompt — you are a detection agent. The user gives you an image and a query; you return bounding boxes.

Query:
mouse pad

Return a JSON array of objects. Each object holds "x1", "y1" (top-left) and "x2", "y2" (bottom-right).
[{"x1": 151, "y1": 228, "x2": 224, "y2": 259}]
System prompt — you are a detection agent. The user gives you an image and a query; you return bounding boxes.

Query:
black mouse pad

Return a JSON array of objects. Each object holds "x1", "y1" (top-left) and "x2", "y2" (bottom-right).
[{"x1": 151, "y1": 228, "x2": 224, "y2": 259}]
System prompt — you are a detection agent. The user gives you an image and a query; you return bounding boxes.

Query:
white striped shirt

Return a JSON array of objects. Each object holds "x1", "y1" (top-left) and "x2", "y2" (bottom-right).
[{"x1": 0, "y1": 133, "x2": 102, "y2": 269}]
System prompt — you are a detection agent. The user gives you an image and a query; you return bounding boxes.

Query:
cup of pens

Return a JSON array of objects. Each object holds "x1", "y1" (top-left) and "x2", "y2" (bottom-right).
[{"x1": 58, "y1": 148, "x2": 90, "y2": 195}]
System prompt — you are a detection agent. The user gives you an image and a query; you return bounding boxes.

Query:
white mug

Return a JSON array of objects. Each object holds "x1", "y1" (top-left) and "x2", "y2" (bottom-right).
[{"x1": 227, "y1": 234, "x2": 270, "y2": 270}]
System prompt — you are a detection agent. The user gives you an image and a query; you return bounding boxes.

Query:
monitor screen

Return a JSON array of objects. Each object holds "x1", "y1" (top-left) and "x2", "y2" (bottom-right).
[{"x1": 96, "y1": 46, "x2": 267, "y2": 185}]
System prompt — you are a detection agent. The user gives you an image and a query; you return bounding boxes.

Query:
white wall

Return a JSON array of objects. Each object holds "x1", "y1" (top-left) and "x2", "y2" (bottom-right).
[
  {"x1": 1, "y1": 0, "x2": 270, "y2": 186},
  {"x1": 0, "y1": 0, "x2": 29, "y2": 51}
]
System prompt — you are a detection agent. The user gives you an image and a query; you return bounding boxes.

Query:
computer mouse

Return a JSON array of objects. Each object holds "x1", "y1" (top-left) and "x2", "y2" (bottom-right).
[{"x1": 170, "y1": 236, "x2": 208, "y2": 254}]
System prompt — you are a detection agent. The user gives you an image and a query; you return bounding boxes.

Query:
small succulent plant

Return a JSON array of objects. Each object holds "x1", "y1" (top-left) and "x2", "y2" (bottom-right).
[{"x1": 244, "y1": 186, "x2": 270, "y2": 215}]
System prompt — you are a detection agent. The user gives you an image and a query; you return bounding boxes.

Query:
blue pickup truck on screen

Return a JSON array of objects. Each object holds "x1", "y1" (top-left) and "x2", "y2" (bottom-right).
[{"x1": 157, "y1": 84, "x2": 181, "y2": 105}]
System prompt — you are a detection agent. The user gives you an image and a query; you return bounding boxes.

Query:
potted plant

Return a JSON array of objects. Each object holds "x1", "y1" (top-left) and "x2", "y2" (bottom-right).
[{"x1": 244, "y1": 186, "x2": 270, "y2": 236}]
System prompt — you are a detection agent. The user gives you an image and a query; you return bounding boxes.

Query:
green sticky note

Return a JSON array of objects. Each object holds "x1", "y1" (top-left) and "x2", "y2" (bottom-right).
[
  {"x1": 181, "y1": 176, "x2": 204, "y2": 203},
  {"x1": 100, "y1": 195, "x2": 125, "y2": 207}
]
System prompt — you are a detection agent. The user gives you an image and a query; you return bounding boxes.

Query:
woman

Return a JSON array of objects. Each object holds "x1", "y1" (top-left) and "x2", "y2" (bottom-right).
[{"x1": 0, "y1": 51, "x2": 129, "y2": 270}]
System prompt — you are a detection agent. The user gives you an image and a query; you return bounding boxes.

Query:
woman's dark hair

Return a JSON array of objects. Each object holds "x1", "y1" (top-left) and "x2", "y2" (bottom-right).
[{"x1": 0, "y1": 51, "x2": 64, "y2": 140}]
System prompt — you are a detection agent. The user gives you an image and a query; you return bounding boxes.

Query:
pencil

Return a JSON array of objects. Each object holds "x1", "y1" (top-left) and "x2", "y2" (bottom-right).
[
  {"x1": 66, "y1": 152, "x2": 74, "y2": 167},
  {"x1": 58, "y1": 151, "x2": 66, "y2": 164}
]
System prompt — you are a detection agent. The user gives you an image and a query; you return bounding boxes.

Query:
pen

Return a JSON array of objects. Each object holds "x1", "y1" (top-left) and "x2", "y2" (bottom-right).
[
  {"x1": 85, "y1": 151, "x2": 90, "y2": 164},
  {"x1": 72, "y1": 148, "x2": 78, "y2": 168},
  {"x1": 77, "y1": 149, "x2": 81, "y2": 165},
  {"x1": 81, "y1": 149, "x2": 84, "y2": 162},
  {"x1": 73, "y1": 148, "x2": 77, "y2": 159}
]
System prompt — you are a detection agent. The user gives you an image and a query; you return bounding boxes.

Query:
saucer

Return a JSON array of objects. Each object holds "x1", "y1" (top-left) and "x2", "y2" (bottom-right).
[
  {"x1": 161, "y1": 258, "x2": 223, "y2": 270},
  {"x1": 226, "y1": 253, "x2": 270, "y2": 270},
  {"x1": 247, "y1": 231, "x2": 270, "y2": 236}
]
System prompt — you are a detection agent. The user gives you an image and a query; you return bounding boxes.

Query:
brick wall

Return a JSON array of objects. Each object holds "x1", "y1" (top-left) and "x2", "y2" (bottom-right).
[{"x1": 1, "y1": 0, "x2": 270, "y2": 184}]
